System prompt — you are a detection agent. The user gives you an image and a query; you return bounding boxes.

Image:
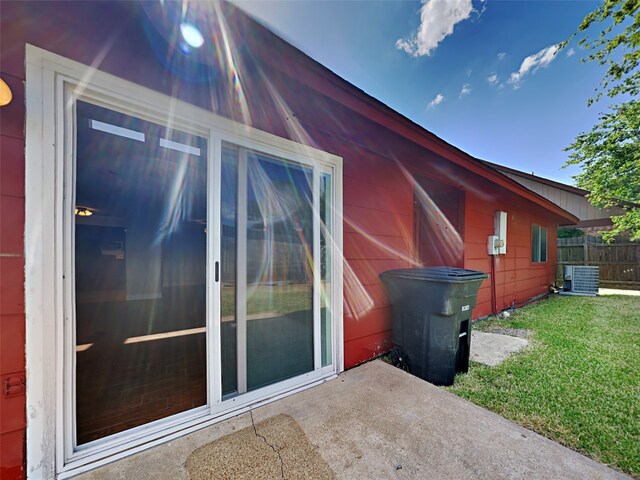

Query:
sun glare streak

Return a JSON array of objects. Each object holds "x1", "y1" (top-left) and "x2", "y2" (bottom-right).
[
  {"x1": 292, "y1": 210, "x2": 315, "y2": 277},
  {"x1": 153, "y1": 83, "x2": 199, "y2": 246},
  {"x1": 67, "y1": 33, "x2": 119, "y2": 110},
  {"x1": 155, "y1": 151, "x2": 191, "y2": 244},
  {"x1": 343, "y1": 259, "x2": 375, "y2": 320},
  {"x1": 138, "y1": 0, "x2": 379, "y2": 322},
  {"x1": 344, "y1": 216, "x2": 421, "y2": 267},
  {"x1": 246, "y1": 64, "x2": 396, "y2": 320},
  {"x1": 258, "y1": 70, "x2": 323, "y2": 152},
  {"x1": 213, "y1": 1, "x2": 251, "y2": 126},
  {"x1": 318, "y1": 205, "x2": 374, "y2": 320},
  {"x1": 152, "y1": 81, "x2": 207, "y2": 244},
  {"x1": 394, "y1": 161, "x2": 464, "y2": 265},
  {"x1": 245, "y1": 156, "x2": 314, "y2": 292},
  {"x1": 232, "y1": 63, "x2": 387, "y2": 320}
]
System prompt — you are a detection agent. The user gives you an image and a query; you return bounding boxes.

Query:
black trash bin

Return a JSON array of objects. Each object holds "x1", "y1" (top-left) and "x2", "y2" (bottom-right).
[{"x1": 380, "y1": 267, "x2": 488, "y2": 386}]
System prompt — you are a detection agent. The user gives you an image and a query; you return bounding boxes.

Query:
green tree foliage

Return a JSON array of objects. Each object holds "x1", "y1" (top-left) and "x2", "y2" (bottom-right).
[
  {"x1": 564, "y1": 0, "x2": 640, "y2": 240},
  {"x1": 557, "y1": 228, "x2": 586, "y2": 239}
]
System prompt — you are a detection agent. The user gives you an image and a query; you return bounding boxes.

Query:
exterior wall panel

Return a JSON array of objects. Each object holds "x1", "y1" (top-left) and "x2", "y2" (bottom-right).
[
  {"x1": 0, "y1": 430, "x2": 25, "y2": 480},
  {"x1": 342, "y1": 331, "x2": 392, "y2": 369},
  {"x1": 0, "y1": 64, "x2": 27, "y2": 480},
  {"x1": 344, "y1": 307, "x2": 392, "y2": 343},
  {"x1": 462, "y1": 186, "x2": 558, "y2": 318}
]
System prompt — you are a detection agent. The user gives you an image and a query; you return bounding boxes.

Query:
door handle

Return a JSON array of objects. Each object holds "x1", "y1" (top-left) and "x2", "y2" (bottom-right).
[{"x1": 215, "y1": 261, "x2": 219, "y2": 282}]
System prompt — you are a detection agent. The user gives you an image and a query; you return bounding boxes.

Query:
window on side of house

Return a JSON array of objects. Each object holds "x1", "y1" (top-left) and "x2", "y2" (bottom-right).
[{"x1": 532, "y1": 224, "x2": 548, "y2": 263}]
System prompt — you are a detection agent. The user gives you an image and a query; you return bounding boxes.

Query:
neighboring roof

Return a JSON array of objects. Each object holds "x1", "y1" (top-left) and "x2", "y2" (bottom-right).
[
  {"x1": 480, "y1": 159, "x2": 589, "y2": 196},
  {"x1": 229, "y1": 5, "x2": 579, "y2": 225},
  {"x1": 483, "y1": 159, "x2": 639, "y2": 210}
]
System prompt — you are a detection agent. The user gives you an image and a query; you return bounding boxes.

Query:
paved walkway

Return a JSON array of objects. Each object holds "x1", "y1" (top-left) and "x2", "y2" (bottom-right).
[
  {"x1": 470, "y1": 330, "x2": 529, "y2": 366},
  {"x1": 599, "y1": 288, "x2": 640, "y2": 296},
  {"x1": 79, "y1": 360, "x2": 629, "y2": 479}
]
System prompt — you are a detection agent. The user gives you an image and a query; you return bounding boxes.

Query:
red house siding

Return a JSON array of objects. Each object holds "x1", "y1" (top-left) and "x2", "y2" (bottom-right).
[
  {"x1": 0, "y1": 65, "x2": 27, "y2": 480},
  {"x1": 405, "y1": 150, "x2": 560, "y2": 319},
  {"x1": 464, "y1": 190, "x2": 558, "y2": 318},
  {"x1": 0, "y1": 2, "x2": 574, "y2": 476},
  {"x1": 289, "y1": 97, "x2": 562, "y2": 366}
]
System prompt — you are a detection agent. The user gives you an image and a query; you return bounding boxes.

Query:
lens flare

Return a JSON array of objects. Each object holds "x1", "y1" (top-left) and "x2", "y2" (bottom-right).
[
  {"x1": 395, "y1": 161, "x2": 464, "y2": 266},
  {"x1": 259, "y1": 70, "x2": 321, "y2": 151},
  {"x1": 343, "y1": 260, "x2": 375, "y2": 320},
  {"x1": 155, "y1": 151, "x2": 193, "y2": 244},
  {"x1": 180, "y1": 23, "x2": 204, "y2": 48},
  {"x1": 213, "y1": 1, "x2": 251, "y2": 125}
]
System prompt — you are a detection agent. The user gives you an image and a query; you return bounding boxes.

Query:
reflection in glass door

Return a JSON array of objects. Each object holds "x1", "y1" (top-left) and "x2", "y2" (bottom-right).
[
  {"x1": 71, "y1": 102, "x2": 335, "y2": 445},
  {"x1": 74, "y1": 101, "x2": 208, "y2": 444},
  {"x1": 221, "y1": 143, "x2": 318, "y2": 397}
]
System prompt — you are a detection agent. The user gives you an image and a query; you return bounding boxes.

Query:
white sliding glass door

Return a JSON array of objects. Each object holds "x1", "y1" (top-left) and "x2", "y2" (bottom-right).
[
  {"x1": 68, "y1": 103, "x2": 338, "y2": 450},
  {"x1": 25, "y1": 48, "x2": 342, "y2": 475}
]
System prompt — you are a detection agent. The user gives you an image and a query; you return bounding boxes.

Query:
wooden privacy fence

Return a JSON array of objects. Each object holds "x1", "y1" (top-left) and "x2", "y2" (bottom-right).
[
  {"x1": 221, "y1": 236, "x2": 308, "y2": 284},
  {"x1": 557, "y1": 237, "x2": 640, "y2": 288}
]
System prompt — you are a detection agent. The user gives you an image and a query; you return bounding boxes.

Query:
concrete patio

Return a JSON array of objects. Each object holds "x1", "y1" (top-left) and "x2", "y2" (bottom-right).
[
  {"x1": 470, "y1": 330, "x2": 529, "y2": 367},
  {"x1": 79, "y1": 360, "x2": 629, "y2": 479}
]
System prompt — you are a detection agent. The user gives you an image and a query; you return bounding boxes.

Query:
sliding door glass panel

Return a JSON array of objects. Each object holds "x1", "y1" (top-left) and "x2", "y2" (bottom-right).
[
  {"x1": 245, "y1": 152, "x2": 314, "y2": 390},
  {"x1": 74, "y1": 101, "x2": 207, "y2": 444},
  {"x1": 320, "y1": 173, "x2": 332, "y2": 367},
  {"x1": 221, "y1": 145, "x2": 238, "y2": 396},
  {"x1": 222, "y1": 143, "x2": 315, "y2": 394}
]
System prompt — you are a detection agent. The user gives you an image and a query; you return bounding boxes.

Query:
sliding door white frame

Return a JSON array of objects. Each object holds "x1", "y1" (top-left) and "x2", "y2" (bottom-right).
[{"x1": 25, "y1": 45, "x2": 343, "y2": 479}]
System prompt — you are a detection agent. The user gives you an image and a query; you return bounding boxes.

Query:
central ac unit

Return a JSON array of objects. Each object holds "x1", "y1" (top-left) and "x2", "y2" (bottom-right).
[{"x1": 561, "y1": 266, "x2": 599, "y2": 296}]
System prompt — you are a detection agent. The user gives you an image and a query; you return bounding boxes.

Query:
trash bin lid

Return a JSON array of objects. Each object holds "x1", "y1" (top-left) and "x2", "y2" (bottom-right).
[{"x1": 380, "y1": 266, "x2": 488, "y2": 282}]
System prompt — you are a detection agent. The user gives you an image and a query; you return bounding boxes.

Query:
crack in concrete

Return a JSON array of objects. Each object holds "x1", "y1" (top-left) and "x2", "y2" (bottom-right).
[{"x1": 250, "y1": 410, "x2": 286, "y2": 480}]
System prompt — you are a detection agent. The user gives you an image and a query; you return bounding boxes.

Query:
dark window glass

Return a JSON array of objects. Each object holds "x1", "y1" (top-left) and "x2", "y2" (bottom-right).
[{"x1": 532, "y1": 225, "x2": 547, "y2": 263}]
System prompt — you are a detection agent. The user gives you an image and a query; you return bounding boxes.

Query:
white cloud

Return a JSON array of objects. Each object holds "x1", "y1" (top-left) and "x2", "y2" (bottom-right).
[
  {"x1": 497, "y1": 52, "x2": 506, "y2": 60},
  {"x1": 487, "y1": 73, "x2": 498, "y2": 85},
  {"x1": 396, "y1": 0, "x2": 474, "y2": 57},
  {"x1": 508, "y1": 44, "x2": 560, "y2": 86},
  {"x1": 428, "y1": 93, "x2": 445, "y2": 108},
  {"x1": 566, "y1": 47, "x2": 576, "y2": 57},
  {"x1": 459, "y1": 84, "x2": 471, "y2": 98}
]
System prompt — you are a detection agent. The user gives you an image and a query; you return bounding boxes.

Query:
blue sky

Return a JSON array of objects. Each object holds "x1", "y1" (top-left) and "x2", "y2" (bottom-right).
[{"x1": 234, "y1": 0, "x2": 611, "y2": 185}]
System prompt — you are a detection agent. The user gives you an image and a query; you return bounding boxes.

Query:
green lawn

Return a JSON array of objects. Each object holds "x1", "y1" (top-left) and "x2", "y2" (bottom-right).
[
  {"x1": 447, "y1": 295, "x2": 640, "y2": 478},
  {"x1": 221, "y1": 283, "x2": 313, "y2": 317}
]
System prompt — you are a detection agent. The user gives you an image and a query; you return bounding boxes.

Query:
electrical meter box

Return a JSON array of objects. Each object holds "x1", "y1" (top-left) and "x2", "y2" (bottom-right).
[{"x1": 493, "y1": 211, "x2": 507, "y2": 254}]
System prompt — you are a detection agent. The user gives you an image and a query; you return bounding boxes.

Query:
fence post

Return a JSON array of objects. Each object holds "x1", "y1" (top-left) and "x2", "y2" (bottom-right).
[{"x1": 583, "y1": 238, "x2": 588, "y2": 265}]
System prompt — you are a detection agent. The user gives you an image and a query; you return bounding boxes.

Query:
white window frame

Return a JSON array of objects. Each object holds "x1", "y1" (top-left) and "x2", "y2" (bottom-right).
[{"x1": 25, "y1": 45, "x2": 344, "y2": 479}]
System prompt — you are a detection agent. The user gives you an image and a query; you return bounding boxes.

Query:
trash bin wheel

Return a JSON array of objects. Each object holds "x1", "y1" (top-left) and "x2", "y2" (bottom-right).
[{"x1": 390, "y1": 346, "x2": 412, "y2": 373}]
